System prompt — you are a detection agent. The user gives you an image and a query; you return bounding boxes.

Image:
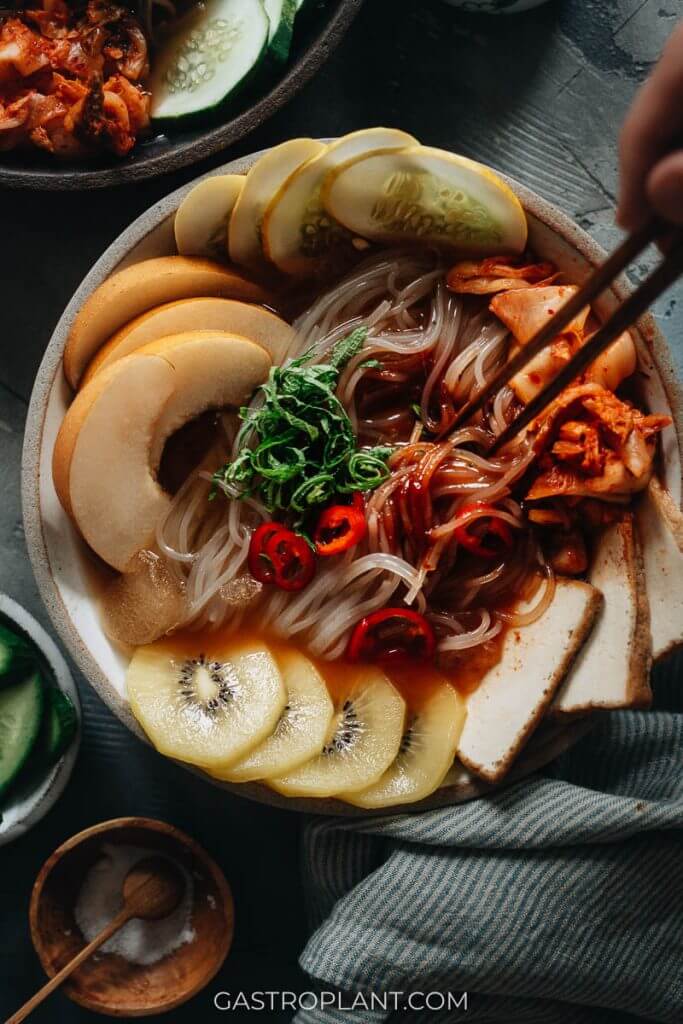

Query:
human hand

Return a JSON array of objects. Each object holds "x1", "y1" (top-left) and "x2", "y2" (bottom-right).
[{"x1": 618, "y1": 19, "x2": 683, "y2": 230}]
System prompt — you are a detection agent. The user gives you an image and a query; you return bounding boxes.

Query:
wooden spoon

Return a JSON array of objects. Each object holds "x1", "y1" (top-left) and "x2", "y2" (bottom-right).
[{"x1": 7, "y1": 856, "x2": 184, "y2": 1024}]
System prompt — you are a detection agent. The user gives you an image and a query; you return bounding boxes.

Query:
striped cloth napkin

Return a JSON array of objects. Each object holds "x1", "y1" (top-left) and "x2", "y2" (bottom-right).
[{"x1": 295, "y1": 662, "x2": 683, "y2": 1023}]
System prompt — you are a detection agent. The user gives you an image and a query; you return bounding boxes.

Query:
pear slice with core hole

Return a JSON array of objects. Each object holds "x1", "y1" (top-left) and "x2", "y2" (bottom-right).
[
  {"x1": 82, "y1": 298, "x2": 293, "y2": 385},
  {"x1": 229, "y1": 137, "x2": 325, "y2": 274},
  {"x1": 54, "y1": 333, "x2": 269, "y2": 571},
  {"x1": 134, "y1": 331, "x2": 271, "y2": 468},
  {"x1": 268, "y1": 665, "x2": 406, "y2": 798},
  {"x1": 262, "y1": 127, "x2": 418, "y2": 277},
  {"x1": 127, "y1": 637, "x2": 286, "y2": 768},
  {"x1": 64, "y1": 256, "x2": 270, "y2": 389},
  {"x1": 209, "y1": 648, "x2": 334, "y2": 781},
  {"x1": 53, "y1": 353, "x2": 175, "y2": 571},
  {"x1": 342, "y1": 671, "x2": 466, "y2": 809},
  {"x1": 174, "y1": 174, "x2": 244, "y2": 259},
  {"x1": 322, "y1": 145, "x2": 527, "y2": 256}
]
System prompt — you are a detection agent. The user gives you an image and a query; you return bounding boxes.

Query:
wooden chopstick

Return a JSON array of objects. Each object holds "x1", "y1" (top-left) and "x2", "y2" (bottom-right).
[
  {"x1": 489, "y1": 233, "x2": 683, "y2": 453},
  {"x1": 451, "y1": 217, "x2": 667, "y2": 435}
]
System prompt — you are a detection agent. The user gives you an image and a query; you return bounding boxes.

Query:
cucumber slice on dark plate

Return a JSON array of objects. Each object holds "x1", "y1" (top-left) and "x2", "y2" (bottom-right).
[
  {"x1": 0, "y1": 621, "x2": 36, "y2": 688},
  {"x1": 149, "y1": 0, "x2": 270, "y2": 122},
  {"x1": 0, "y1": 672, "x2": 44, "y2": 801},
  {"x1": 264, "y1": 0, "x2": 296, "y2": 63}
]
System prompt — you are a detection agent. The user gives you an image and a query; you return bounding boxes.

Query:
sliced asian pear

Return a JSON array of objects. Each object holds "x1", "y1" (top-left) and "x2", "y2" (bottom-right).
[
  {"x1": 126, "y1": 637, "x2": 286, "y2": 769},
  {"x1": 489, "y1": 285, "x2": 590, "y2": 404},
  {"x1": 268, "y1": 664, "x2": 406, "y2": 798},
  {"x1": 551, "y1": 516, "x2": 651, "y2": 715},
  {"x1": 209, "y1": 648, "x2": 334, "y2": 782},
  {"x1": 229, "y1": 137, "x2": 326, "y2": 274},
  {"x1": 64, "y1": 256, "x2": 270, "y2": 389},
  {"x1": 342, "y1": 672, "x2": 466, "y2": 809},
  {"x1": 636, "y1": 476, "x2": 683, "y2": 661},
  {"x1": 262, "y1": 127, "x2": 418, "y2": 277},
  {"x1": 322, "y1": 145, "x2": 527, "y2": 256},
  {"x1": 82, "y1": 299, "x2": 293, "y2": 385},
  {"x1": 457, "y1": 579, "x2": 602, "y2": 783},
  {"x1": 174, "y1": 174, "x2": 244, "y2": 259},
  {"x1": 134, "y1": 331, "x2": 271, "y2": 468},
  {"x1": 52, "y1": 354, "x2": 175, "y2": 571}
]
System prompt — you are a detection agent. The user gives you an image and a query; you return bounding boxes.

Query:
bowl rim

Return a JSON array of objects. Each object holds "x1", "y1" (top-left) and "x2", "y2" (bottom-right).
[
  {"x1": 21, "y1": 145, "x2": 683, "y2": 817},
  {"x1": 29, "y1": 815, "x2": 234, "y2": 1016},
  {"x1": 0, "y1": 0, "x2": 364, "y2": 191},
  {"x1": 0, "y1": 593, "x2": 81, "y2": 848}
]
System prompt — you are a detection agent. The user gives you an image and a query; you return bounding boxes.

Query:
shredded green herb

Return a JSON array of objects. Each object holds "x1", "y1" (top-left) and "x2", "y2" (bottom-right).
[{"x1": 212, "y1": 329, "x2": 392, "y2": 518}]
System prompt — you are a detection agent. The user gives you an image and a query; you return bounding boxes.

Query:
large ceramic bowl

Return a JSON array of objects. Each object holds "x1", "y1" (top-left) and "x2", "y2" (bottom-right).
[
  {"x1": 0, "y1": 0, "x2": 363, "y2": 191},
  {"x1": 22, "y1": 145, "x2": 683, "y2": 815}
]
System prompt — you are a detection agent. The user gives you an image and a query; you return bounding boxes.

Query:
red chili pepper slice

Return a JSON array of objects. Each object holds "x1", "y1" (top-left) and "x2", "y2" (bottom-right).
[
  {"x1": 454, "y1": 502, "x2": 514, "y2": 559},
  {"x1": 314, "y1": 502, "x2": 367, "y2": 557},
  {"x1": 347, "y1": 608, "x2": 436, "y2": 665},
  {"x1": 248, "y1": 523, "x2": 289, "y2": 584},
  {"x1": 264, "y1": 528, "x2": 316, "y2": 591}
]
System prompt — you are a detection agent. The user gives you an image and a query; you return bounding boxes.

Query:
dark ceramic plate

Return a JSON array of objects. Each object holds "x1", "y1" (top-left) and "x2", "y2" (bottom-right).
[{"x1": 0, "y1": 0, "x2": 363, "y2": 191}]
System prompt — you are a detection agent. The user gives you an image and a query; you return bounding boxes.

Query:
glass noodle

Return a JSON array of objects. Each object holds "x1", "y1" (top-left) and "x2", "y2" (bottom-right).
[{"x1": 156, "y1": 250, "x2": 554, "y2": 661}]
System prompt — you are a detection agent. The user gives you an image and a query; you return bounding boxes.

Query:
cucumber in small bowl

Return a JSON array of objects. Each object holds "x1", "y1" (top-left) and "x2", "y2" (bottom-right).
[
  {"x1": 0, "y1": 621, "x2": 35, "y2": 688},
  {"x1": 0, "y1": 672, "x2": 44, "y2": 801},
  {"x1": 0, "y1": 595, "x2": 80, "y2": 846},
  {"x1": 150, "y1": 0, "x2": 270, "y2": 122},
  {"x1": 30, "y1": 685, "x2": 79, "y2": 774}
]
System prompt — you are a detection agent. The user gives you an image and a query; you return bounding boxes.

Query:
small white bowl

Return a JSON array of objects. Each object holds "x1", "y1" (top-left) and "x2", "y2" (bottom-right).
[{"x1": 0, "y1": 595, "x2": 81, "y2": 847}]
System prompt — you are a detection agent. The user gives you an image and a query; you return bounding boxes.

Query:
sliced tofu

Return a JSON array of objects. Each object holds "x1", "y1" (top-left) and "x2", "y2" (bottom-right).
[
  {"x1": 636, "y1": 476, "x2": 683, "y2": 661},
  {"x1": 551, "y1": 516, "x2": 651, "y2": 715},
  {"x1": 457, "y1": 578, "x2": 602, "y2": 782}
]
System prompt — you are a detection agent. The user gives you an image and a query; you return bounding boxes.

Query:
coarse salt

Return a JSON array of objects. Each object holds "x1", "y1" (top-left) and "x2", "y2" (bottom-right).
[{"x1": 74, "y1": 843, "x2": 195, "y2": 965}]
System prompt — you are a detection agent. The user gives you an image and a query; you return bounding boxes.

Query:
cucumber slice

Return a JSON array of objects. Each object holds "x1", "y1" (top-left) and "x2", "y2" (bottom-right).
[
  {"x1": 229, "y1": 137, "x2": 325, "y2": 273},
  {"x1": 32, "y1": 687, "x2": 78, "y2": 770},
  {"x1": 0, "y1": 622, "x2": 36, "y2": 688},
  {"x1": 0, "y1": 672, "x2": 44, "y2": 799},
  {"x1": 322, "y1": 145, "x2": 528, "y2": 256},
  {"x1": 264, "y1": 0, "x2": 296, "y2": 62},
  {"x1": 150, "y1": 0, "x2": 270, "y2": 122},
  {"x1": 174, "y1": 174, "x2": 244, "y2": 259},
  {"x1": 262, "y1": 127, "x2": 418, "y2": 277}
]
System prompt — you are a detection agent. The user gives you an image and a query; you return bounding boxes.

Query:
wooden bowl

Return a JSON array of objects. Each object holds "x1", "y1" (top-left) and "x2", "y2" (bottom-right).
[{"x1": 29, "y1": 818, "x2": 234, "y2": 1016}]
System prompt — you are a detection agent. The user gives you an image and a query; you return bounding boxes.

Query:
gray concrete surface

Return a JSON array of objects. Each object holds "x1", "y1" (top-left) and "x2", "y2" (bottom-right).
[{"x1": 1, "y1": 1, "x2": 682, "y2": 1020}]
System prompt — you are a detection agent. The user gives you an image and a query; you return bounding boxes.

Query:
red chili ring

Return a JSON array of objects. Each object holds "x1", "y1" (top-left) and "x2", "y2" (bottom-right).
[{"x1": 347, "y1": 607, "x2": 436, "y2": 665}]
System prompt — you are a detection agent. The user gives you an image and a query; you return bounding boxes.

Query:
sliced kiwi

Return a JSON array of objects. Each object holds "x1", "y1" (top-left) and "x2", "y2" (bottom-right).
[
  {"x1": 268, "y1": 666, "x2": 406, "y2": 798},
  {"x1": 127, "y1": 638, "x2": 286, "y2": 769},
  {"x1": 210, "y1": 648, "x2": 334, "y2": 782},
  {"x1": 342, "y1": 677, "x2": 466, "y2": 809}
]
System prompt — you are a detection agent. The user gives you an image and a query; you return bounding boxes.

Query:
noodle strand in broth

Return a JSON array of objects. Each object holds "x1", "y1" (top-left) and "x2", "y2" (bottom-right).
[{"x1": 157, "y1": 249, "x2": 547, "y2": 661}]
